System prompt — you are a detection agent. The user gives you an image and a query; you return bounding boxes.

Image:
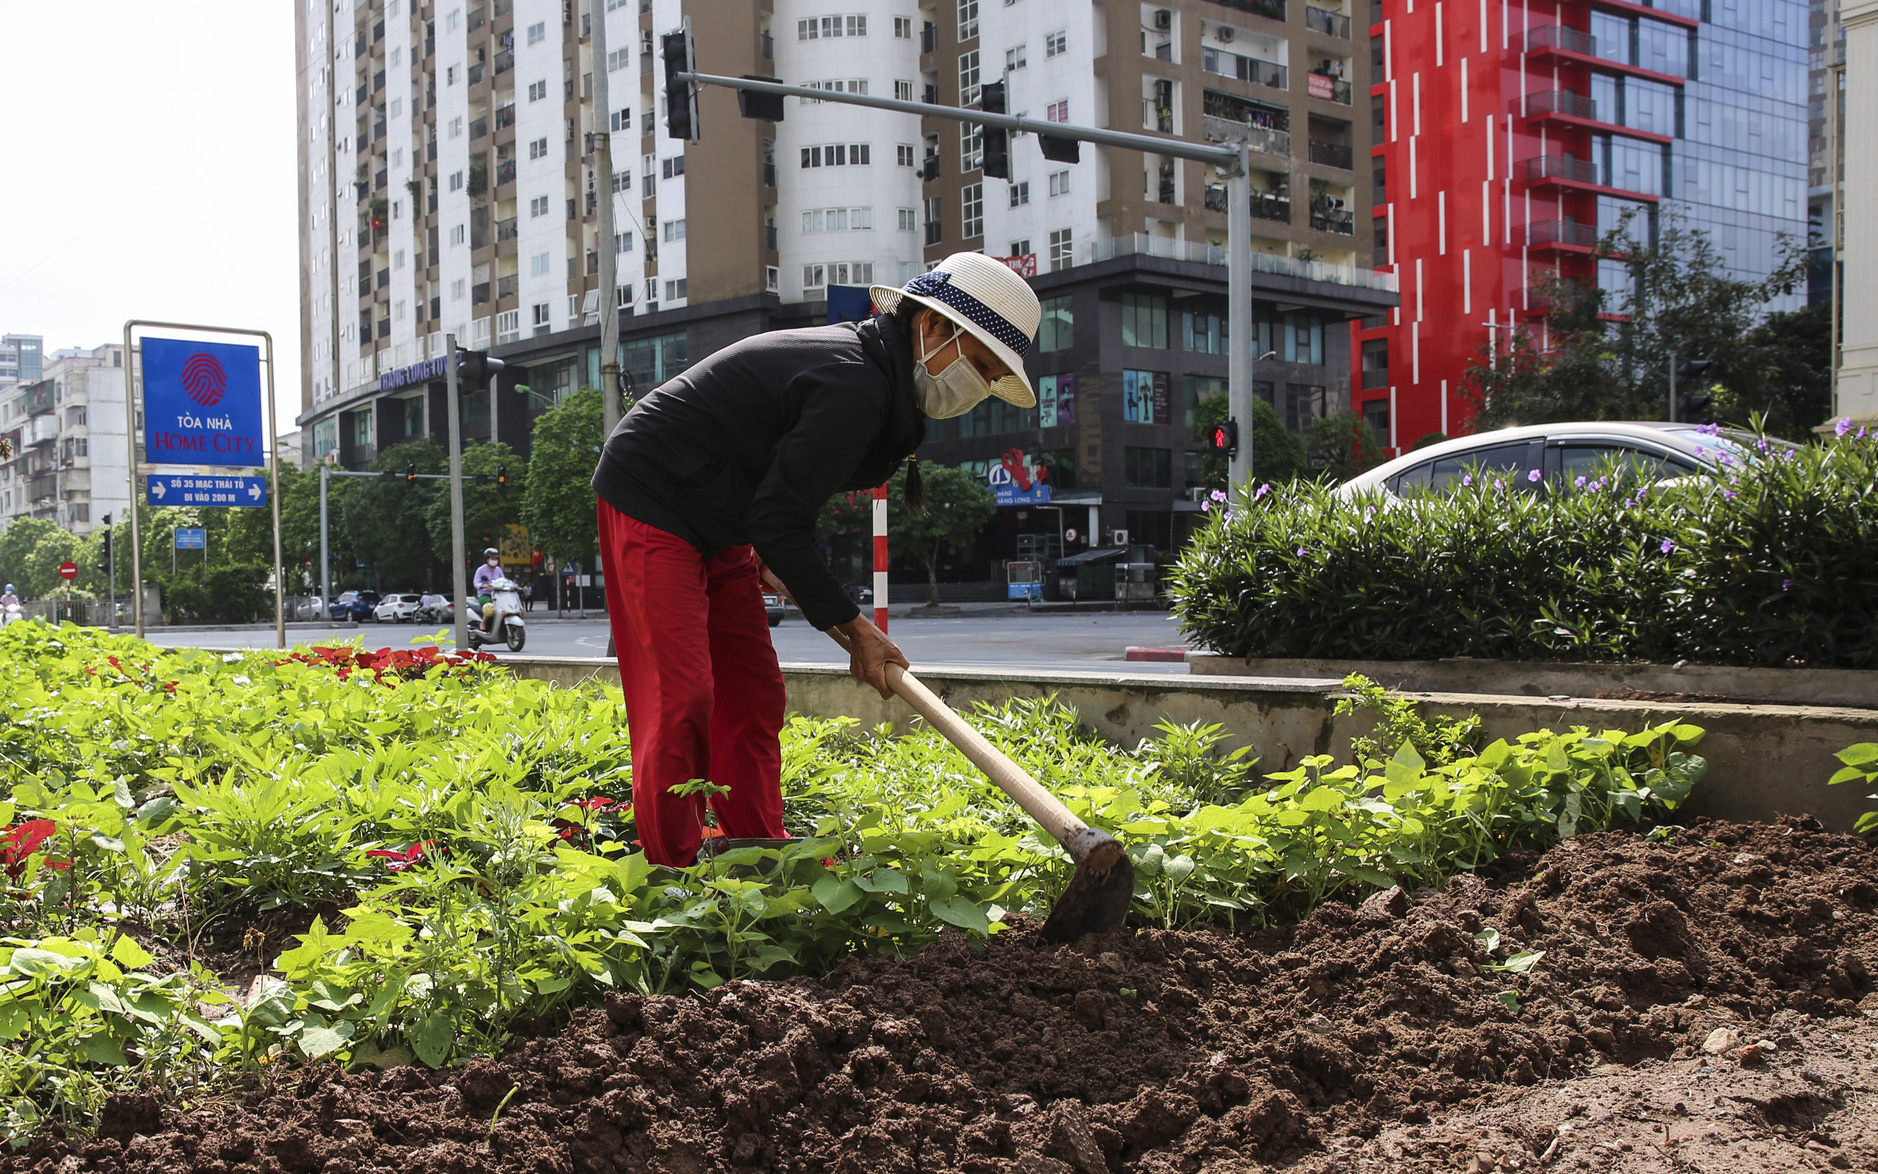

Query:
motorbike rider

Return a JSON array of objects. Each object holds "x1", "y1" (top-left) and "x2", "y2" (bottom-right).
[{"x1": 472, "y1": 548, "x2": 504, "y2": 631}]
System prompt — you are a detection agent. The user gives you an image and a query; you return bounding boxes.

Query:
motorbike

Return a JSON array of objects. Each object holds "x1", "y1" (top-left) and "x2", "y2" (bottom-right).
[
  {"x1": 417, "y1": 597, "x2": 455, "y2": 625},
  {"x1": 466, "y1": 578, "x2": 527, "y2": 652},
  {"x1": 0, "y1": 602, "x2": 22, "y2": 627}
]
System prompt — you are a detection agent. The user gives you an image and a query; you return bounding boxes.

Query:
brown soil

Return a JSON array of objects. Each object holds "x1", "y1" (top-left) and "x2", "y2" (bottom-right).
[{"x1": 9, "y1": 817, "x2": 1878, "y2": 1174}]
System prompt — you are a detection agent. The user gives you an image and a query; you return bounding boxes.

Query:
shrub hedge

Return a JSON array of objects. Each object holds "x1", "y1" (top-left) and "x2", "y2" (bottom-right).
[{"x1": 1171, "y1": 427, "x2": 1877, "y2": 668}]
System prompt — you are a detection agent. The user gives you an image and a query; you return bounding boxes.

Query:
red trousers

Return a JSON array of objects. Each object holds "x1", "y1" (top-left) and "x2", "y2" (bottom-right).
[{"x1": 597, "y1": 501, "x2": 787, "y2": 867}]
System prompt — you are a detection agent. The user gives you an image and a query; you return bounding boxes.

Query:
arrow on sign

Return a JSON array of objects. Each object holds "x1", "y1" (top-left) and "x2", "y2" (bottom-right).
[
  {"x1": 151, "y1": 481, "x2": 168, "y2": 500},
  {"x1": 247, "y1": 483, "x2": 262, "y2": 501}
]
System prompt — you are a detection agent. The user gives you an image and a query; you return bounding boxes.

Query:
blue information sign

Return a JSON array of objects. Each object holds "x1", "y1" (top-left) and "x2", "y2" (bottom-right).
[
  {"x1": 147, "y1": 474, "x2": 269, "y2": 508},
  {"x1": 174, "y1": 528, "x2": 207, "y2": 550},
  {"x1": 140, "y1": 337, "x2": 265, "y2": 467}
]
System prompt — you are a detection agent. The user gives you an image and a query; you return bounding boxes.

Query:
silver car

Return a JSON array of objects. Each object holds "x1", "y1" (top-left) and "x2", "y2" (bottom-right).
[{"x1": 1333, "y1": 422, "x2": 1796, "y2": 499}]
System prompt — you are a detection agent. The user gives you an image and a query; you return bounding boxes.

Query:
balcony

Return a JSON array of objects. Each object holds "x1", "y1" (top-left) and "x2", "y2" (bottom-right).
[
  {"x1": 356, "y1": 83, "x2": 368, "y2": 106},
  {"x1": 27, "y1": 474, "x2": 56, "y2": 501},
  {"x1": 24, "y1": 416, "x2": 58, "y2": 446},
  {"x1": 766, "y1": 224, "x2": 778, "y2": 249},
  {"x1": 468, "y1": 62, "x2": 485, "y2": 86},
  {"x1": 1203, "y1": 49, "x2": 1287, "y2": 90},
  {"x1": 1306, "y1": 72, "x2": 1353, "y2": 104},
  {"x1": 1308, "y1": 139, "x2": 1354, "y2": 169},
  {"x1": 921, "y1": 24, "x2": 937, "y2": 53},
  {"x1": 1211, "y1": 0, "x2": 1287, "y2": 20},
  {"x1": 496, "y1": 160, "x2": 516, "y2": 186},
  {"x1": 1311, "y1": 208, "x2": 1355, "y2": 235},
  {"x1": 1204, "y1": 185, "x2": 1228, "y2": 211},
  {"x1": 497, "y1": 275, "x2": 518, "y2": 299},
  {"x1": 1525, "y1": 88, "x2": 1674, "y2": 143},
  {"x1": 1201, "y1": 116, "x2": 1291, "y2": 159},
  {"x1": 1305, "y1": 5, "x2": 1352, "y2": 37},
  {"x1": 1089, "y1": 233, "x2": 1400, "y2": 292},
  {"x1": 763, "y1": 162, "x2": 777, "y2": 187},
  {"x1": 470, "y1": 117, "x2": 488, "y2": 140},
  {"x1": 1523, "y1": 153, "x2": 1659, "y2": 200},
  {"x1": 1251, "y1": 191, "x2": 1291, "y2": 222},
  {"x1": 496, "y1": 104, "x2": 515, "y2": 130},
  {"x1": 358, "y1": 276, "x2": 372, "y2": 297},
  {"x1": 373, "y1": 69, "x2": 385, "y2": 91},
  {"x1": 1527, "y1": 218, "x2": 1602, "y2": 253},
  {"x1": 924, "y1": 84, "x2": 939, "y2": 105},
  {"x1": 494, "y1": 50, "x2": 514, "y2": 76},
  {"x1": 496, "y1": 217, "x2": 518, "y2": 242},
  {"x1": 473, "y1": 282, "x2": 491, "y2": 304},
  {"x1": 1525, "y1": 23, "x2": 1596, "y2": 58},
  {"x1": 761, "y1": 31, "x2": 773, "y2": 59},
  {"x1": 469, "y1": 7, "x2": 486, "y2": 32}
]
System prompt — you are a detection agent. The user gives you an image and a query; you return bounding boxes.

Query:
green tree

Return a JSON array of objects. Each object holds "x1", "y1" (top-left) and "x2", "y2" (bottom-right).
[
  {"x1": 0, "y1": 517, "x2": 60, "y2": 597},
  {"x1": 425, "y1": 440, "x2": 526, "y2": 569},
  {"x1": 523, "y1": 389, "x2": 603, "y2": 580},
  {"x1": 1465, "y1": 212, "x2": 1806, "y2": 429},
  {"x1": 1190, "y1": 394, "x2": 1307, "y2": 489},
  {"x1": 22, "y1": 528, "x2": 82, "y2": 600},
  {"x1": 1712, "y1": 301, "x2": 1832, "y2": 441},
  {"x1": 341, "y1": 437, "x2": 447, "y2": 589},
  {"x1": 1305, "y1": 410, "x2": 1386, "y2": 483},
  {"x1": 823, "y1": 463, "x2": 995, "y2": 607}
]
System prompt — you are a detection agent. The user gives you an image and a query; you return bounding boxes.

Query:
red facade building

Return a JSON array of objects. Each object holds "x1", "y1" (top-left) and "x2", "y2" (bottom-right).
[{"x1": 1356, "y1": 0, "x2": 1745, "y2": 453}]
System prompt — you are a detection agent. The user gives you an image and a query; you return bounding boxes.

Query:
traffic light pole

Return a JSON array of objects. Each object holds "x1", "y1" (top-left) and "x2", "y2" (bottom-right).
[
  {"x1": 446, "y1": 336, "x2": 469, "y2": 651},
  {"x1": 670, "y1": 70, "x2": 1263, "y2": 492},
  {"x1": 591, "y1": 0, "x2": 623, "y2": 439}
]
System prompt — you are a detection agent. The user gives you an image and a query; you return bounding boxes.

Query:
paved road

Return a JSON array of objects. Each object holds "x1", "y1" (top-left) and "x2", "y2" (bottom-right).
[{"x1": 137, "y1": 607, "x2": 1194, "y2": 674}]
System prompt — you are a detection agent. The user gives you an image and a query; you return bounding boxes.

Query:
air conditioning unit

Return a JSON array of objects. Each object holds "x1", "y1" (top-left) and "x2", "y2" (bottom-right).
[
  {"x1": 1217, "y1": 25, "x2": 1235, "y2": 42},
  {"x1": 1153, "y1": 8, "x2": 1172, "y2": 30},
  {"x1": 1108, "y1": 528, "x2": 1130, "y2": 546}
]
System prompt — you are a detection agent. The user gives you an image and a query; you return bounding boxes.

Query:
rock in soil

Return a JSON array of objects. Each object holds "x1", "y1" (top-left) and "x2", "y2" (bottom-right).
[{"x1": 7, "y1": 817, "x2": 1877, "y2": 1173}]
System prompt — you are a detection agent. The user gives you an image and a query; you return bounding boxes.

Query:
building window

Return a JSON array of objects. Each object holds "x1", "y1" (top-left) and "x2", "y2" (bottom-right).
[
  {"x1": 1045, "y1": 28, "x2": 1067, "y2": 57},
  {"x1": 665, "y1": 278, "x2": 688, "y2": 301},
  {"x1": 448, "y1": 116, "x2": 463, "y2": 138},
  {"x1": 958, "y1": 0, "x2": 979, "y2": 41},
  {"x1": 449, "y1": 170, "x2": 465, "y2": 191},
  {"x1": 958, "y1": 51, "x2": 980, "y2": 106},
  {"x1": 529, "y1": 79, "x2": 548, "y2": 101},
  {"x1": 605, "y1": 47, "x2": 631, "y2": 71},
  {"x1": 1048, "y1": 227, "x2": 1073, "y2": 271},
  {"x1": 897, "y1": 143, "x2": 917, "y2": 167},
  {"x1": 450, "y1": 224, "x2": 466, "y2": 245},
  {"x1": 662, "y1": 218, "x2": 687, "y2": 241},
  {"x1": 612, "y1": 170, "x2": 632, "y2": 192},
  {"x1": 896, "y1": 79, "x2": 915, "y2": 101},
  {"x1": 529, "y1": 137, "x2": 549, "y2": 160},
  {"x1": 611, "y1": 107, "x2": 631, "y2": 132},
  {"x1": 1048, "y1": 169, "x2": 1070, "y2": 196},
  {"x1": 526, "y1": 21, "x2": 546, "y2": 45},
  {"x1": 1183, "y1": 307, "x2": 1229, "y2": 355},
  {"x1": 393, "y1": 249, "x2": 406, "y2": 269},
  {"x1": 1038, "y1": 295, "x2": 1073, "y2": 350},
  {"x1": 1124, "y1": 446, "x2": 1172, "y2": 488},
  {"x1": 533, "y1": 302, "x2": 552, "y2": 327},
  {"x1": 531, "y1": 251, "x2": 551, "y2": 276},
  {"x1": 799, "y1": 143, "x2": 872, "y2": 167},
  {"x1": 1009, "y1": 180, "x2": 1031, "y2": 206},
  {"x1": 1008, "y1": 238, "x2": 1031, "y2": 258},
  {"x1": 803, "y1": 207, "x2": 873, "y2": 231},
  {"x1": 661, "y1": 156, "x2": 685, "y2": 179},
  {"x1": 895, "y1": 15, "x2": 913, "y2": 37},
  {"x1": 530, "y1": 195, "x2": 549, "y2": 217},
  {"x1": 1007, "y1": 44, "x2": 1027, "y2": 70},
  {"x1": 898, "y1": 207, "x2": 917, "y2": 231},
  {"x1": 961, "y1": 122, "x2": 982, "y2": 171},
  {"x1": 961, "y1": 182, "x2": 984, "y2": 238},
  {"x1": 798, "y1": 14, "x2": 868, "y2": 39},
  {"x1": 350, "y1": 408, "x2": 375, "y2": 447},
  {"x1": 451, "y1": 278, "x2": 466, "y2": 300},
  {"x1": 614, "y1": 231, "x2": 634, "y2": 252},
  {"x1": 1122, "y1": 293, "x2": 1169, "y2": 348},
  {"x1": 801, "y1": 79, "x2": 870, "y2": 104},
  {"x1": 623, "y1": 330, "x2": 689, "y2": 387},
  {"x1": 1046, "y1": 99, "x2": 1068, "y2": 122},
  {"x1": 497, "y1": 309, "x2": 521, "y2": 344},
  {"x1": 924, "y1": 195, "x2": 943, "y2": 245}
]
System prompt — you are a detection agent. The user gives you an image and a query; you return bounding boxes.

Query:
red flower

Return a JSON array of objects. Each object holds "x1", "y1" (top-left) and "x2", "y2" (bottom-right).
[
  {"x1": 365, "y1": 840, "x2": 438, "y2": 872},
  {"x1": 1, "y1": 820, "x2": 70, "y2": 880}
]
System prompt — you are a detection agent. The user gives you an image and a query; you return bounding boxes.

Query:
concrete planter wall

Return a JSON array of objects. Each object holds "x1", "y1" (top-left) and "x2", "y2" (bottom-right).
[
  {"x1": 501, "y1": 655, "x2": 1878, "y2": 834},
  {"x1": 1190, "y1": 655, "x2": 1878, "y2": 710}
]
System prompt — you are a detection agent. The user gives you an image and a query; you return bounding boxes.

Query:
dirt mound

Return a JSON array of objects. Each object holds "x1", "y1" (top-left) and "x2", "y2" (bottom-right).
[{"x1": 10, "y1": 818, "x2": 1877, "y2": 1174}]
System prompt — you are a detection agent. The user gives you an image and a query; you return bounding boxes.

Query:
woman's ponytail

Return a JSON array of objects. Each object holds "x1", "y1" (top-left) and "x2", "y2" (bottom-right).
[{"x1": 904, "y1": 455, "x2": 925, "y2": 515}]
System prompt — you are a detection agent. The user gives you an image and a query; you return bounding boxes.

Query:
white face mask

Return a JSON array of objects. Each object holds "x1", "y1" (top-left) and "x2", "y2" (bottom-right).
[{"x1": 913, "y1": 322, "x2": 994, "y2": 419}]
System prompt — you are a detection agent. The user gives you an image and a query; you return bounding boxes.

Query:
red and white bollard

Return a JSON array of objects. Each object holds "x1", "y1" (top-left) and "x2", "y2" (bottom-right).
[{"x1": 872, "y1": 484, "x2": 889, "y2": 632}]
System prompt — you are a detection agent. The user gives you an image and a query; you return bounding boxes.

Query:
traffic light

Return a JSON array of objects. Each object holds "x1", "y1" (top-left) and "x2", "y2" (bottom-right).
[
  {"x1": 496, "y1": 463, "x2": 509, "y2": 491},
  {"x1": 979, "y1": 80, "x2": 1009, "y2": 180},
  {"x1": 1208, "y1": 419, "x2": 1239, "y2": 459},
  {"x1": 96, "y1": 527, "x2": 112, "y2": 573},
  {"x1": 455, "y1": 347, "x2": 505, "y2": 386},
  {"x1": 662, "y1": 28, "x2": 698, "y2": 142},
  {"x1": 1677, "y1": 359, "x2": 1714, "y2": 424},
  {"x1": 406, "y1": 461, "x2": 418, "y2": 484},
  {"x1": 736, "y1": 76, "x2": 786, "y2": 122},
  {"x1": 1039, "y1": 133, "x2": 1081, "y2": 164}
]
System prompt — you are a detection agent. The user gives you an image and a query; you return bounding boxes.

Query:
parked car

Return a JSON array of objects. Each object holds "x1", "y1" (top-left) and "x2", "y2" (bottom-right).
[
  {"x1": 374, "y1": 593, "x2": 426, "y2": 623},
  {"x1": 762, "y1": 592, "x2": 786, "y2": 627},
  {"x1": 846, "y1": 583, "x2": 874, "y2": 605},
  {"x1": 1333, "y1": 422, "x2": 1799, "y2": 500},
  {"x1": 292, "y1": 596, "x2": 325, "y2": 622},
  {"x1": 335, "y1": 590, "x2": 382, "y2": 622},
  {"x1": 328, "y1": 591, "x2": 365, "y2": 622}
]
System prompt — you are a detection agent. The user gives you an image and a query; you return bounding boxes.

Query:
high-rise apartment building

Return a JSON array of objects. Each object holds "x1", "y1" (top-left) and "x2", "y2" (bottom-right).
[
  {"x1": 295, "y1": 0, "x2": 1396, "y2": 564},
  {"x1": 1808, "y1": 0, "x2": 1845, "y2": 305},
  {"x1": 1359, "y1": 0, "x2": 1810, "y2": 452},
  {"x1": 0, "y1": 334, "x2": 44, "y2": 391},
  {"x1": 0, "y1": 344, "x2": 133, "y2": 535}
]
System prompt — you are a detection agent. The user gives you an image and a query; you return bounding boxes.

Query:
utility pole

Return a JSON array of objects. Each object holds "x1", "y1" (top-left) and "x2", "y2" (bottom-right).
[
  {"x1": 591, "y1": 0, "x2": 622, "y2": 437},
  {"x1": 1668, "y1": 351, "x2": 1678, "y2": 422},
  {"x1": 445, "y1": 335, "x2": 469, "y2": 650},
  {"x1": 319, "y1": 463, "x2": 330, "y2": 615}
]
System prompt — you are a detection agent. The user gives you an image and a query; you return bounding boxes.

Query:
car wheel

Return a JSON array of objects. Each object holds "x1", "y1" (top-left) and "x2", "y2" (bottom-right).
[{"x1": 769, "y1": 615, "x2": 782, "y2": 627}]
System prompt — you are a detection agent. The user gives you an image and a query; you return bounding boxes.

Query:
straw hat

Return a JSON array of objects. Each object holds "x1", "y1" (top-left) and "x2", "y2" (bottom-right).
[{"x1": 871, "y1": 252, "x2": 1040, "y2": 408}]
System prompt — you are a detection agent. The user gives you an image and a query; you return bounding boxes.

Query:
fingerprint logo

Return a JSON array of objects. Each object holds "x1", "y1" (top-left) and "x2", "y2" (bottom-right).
[{"x1": 180, "y1": 353, "x2": 227, "y2": 407}]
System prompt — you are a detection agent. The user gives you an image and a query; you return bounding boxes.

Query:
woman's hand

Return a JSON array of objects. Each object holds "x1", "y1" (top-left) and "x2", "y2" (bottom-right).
[{"x1": 832, "y1": 615, "x2": 908, "y2": 699}]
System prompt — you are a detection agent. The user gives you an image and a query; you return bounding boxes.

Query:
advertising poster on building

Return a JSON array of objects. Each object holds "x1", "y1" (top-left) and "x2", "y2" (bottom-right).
[
  {"x1": 1038, "y1": 373, "x2": 1075, "y2": 427},
  {"x1": 140, "y1": 337, "x2": 265, "y2": 467}
]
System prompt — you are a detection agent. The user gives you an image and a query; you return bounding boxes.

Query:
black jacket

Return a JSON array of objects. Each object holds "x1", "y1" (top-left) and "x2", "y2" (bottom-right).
[{"x1": 592, "y1": 314, "x2": 924, "y2": 630}]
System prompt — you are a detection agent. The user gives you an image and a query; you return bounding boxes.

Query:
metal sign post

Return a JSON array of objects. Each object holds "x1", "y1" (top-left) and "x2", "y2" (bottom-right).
[
  {"x1": 445, "y1": 336, "x2": 469, "y2": 651},
  {"x1": 121, "y1": 320, "x2": 285, "y2": 646}
]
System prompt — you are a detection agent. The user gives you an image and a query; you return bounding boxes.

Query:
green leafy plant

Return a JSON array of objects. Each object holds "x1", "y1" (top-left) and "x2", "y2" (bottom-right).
[
  {"x1": 1827, "y1": 743, "x2": 1878, "y2": 833},
  {"x1": 1334, "y1": 674, "x2": 1482, "y2": 768}
]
